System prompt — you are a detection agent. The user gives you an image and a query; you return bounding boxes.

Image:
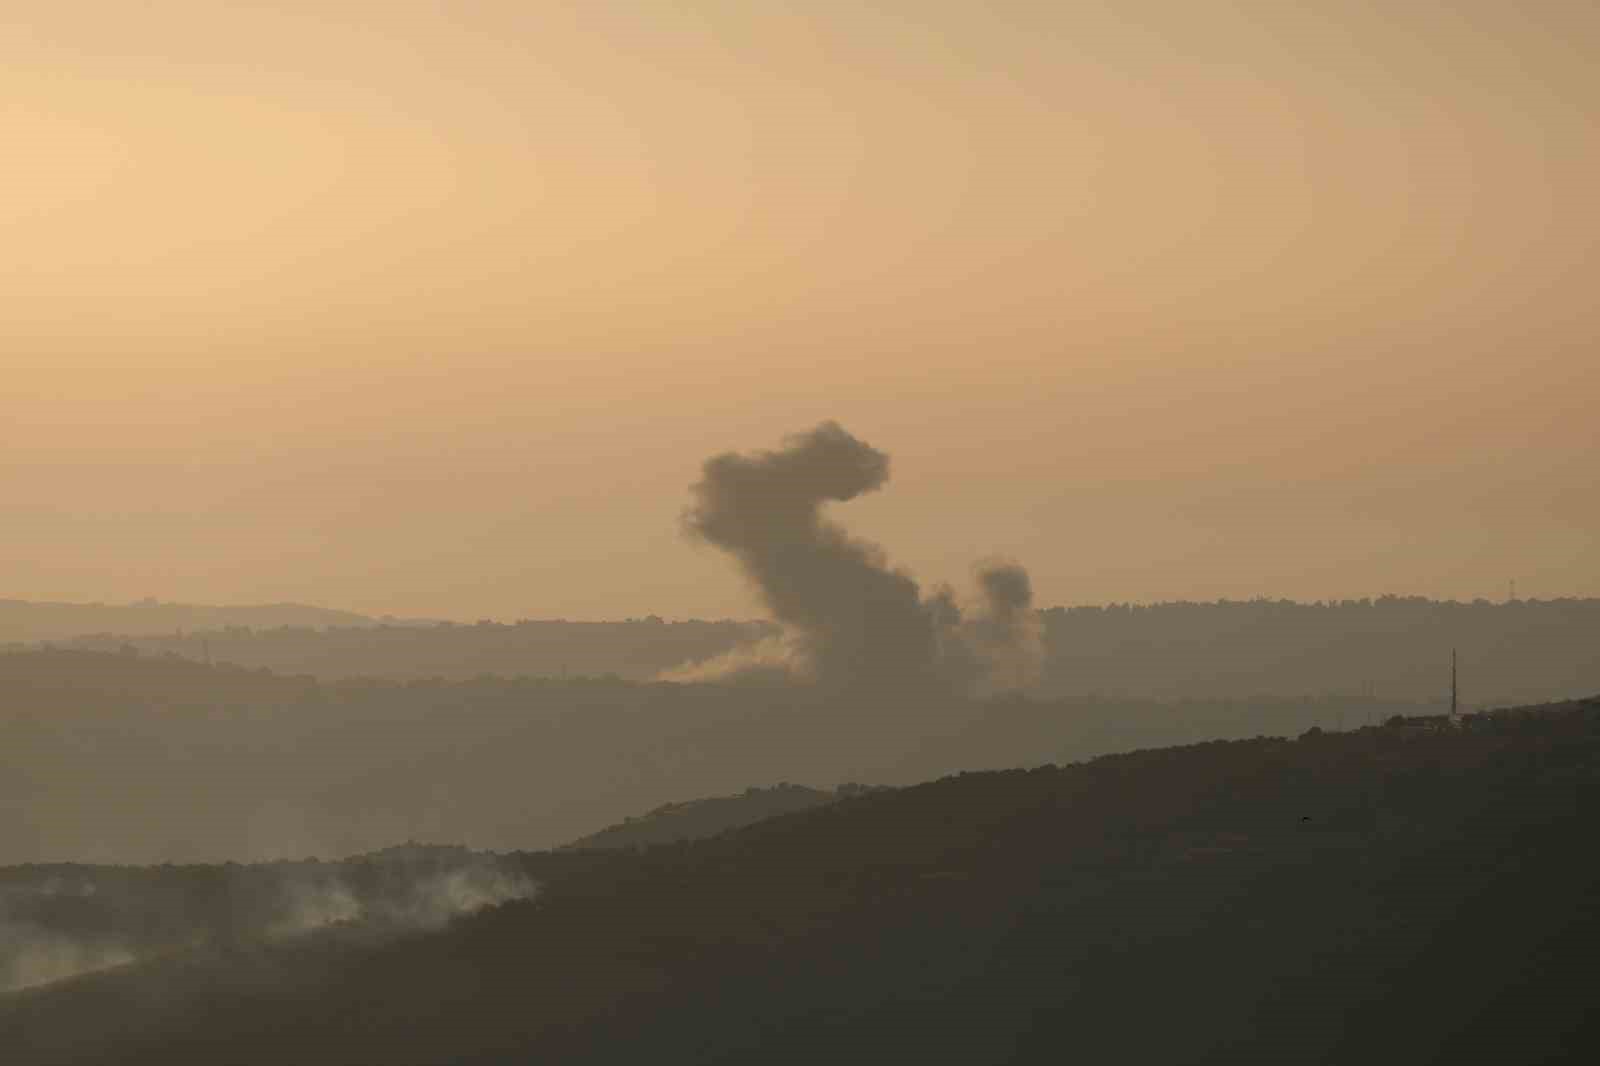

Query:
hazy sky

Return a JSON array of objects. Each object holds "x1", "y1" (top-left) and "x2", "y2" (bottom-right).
[{"x1": 5, "y1": 2, "x2": 1596, "y2": 620}]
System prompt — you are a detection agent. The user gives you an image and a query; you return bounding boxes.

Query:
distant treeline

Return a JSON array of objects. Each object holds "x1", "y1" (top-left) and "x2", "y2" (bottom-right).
[
  {"x1": 1036, "y1": 595, "x2": 1600, "y2": 705},
  {"x1": 0, "y1": 599, "x2": 375, "y2": 643},
  {"x1": 32, "y1": 596, "x2": 1600, "y2": 706},
  {"x1": 38, "y1": 617, "x2": 771, "y2": 685},
  {"x1": 3, "y1": 649, "x2": 1437, "y2": 867}
]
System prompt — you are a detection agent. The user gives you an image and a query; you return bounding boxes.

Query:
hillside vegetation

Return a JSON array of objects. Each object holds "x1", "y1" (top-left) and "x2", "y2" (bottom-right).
[
  {"x1": 5, "y1": 696, "x2": 1597, "y2": 1064},
  {"x1": 563, "y1": 783, "x2": 881, "y2": 851}
]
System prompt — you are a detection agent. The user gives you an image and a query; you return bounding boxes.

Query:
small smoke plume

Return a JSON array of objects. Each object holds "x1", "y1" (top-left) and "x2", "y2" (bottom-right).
[
  {"x1": 665, "y1": 422, "x2": 1041, "y2": 694},
  {"x1": 2, "y1": 879, "x2": 135, "y2": 993},
  {"x1": 1, "y1": 853, "x2": 536, "y2": 995},
  {"x1": 268, "y1": 878, "x2": 365, "y2": 937},
  {"x1": 270, "y1": 855, "x2": 536, "y2": 937},
  {"x1": 964, "y1": 561, "x2": 1044, "y2": 694},
  {"x1": 658, "y1": 634, "x2": 799, "y2": 685},
  {"x1": 1, "y1": 928, "x2": 135, "y2": 994}
]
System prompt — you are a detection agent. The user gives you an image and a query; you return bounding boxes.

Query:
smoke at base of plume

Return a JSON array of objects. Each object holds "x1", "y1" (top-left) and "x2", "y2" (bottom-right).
[{"x1": 665, "y1": 421, "x2": 1041, "y2": 694}]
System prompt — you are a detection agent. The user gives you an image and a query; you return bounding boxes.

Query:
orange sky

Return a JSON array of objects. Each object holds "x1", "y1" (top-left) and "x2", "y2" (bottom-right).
[{"x1": 4, "y1": 2, "x2": 1596, "y2": 619}]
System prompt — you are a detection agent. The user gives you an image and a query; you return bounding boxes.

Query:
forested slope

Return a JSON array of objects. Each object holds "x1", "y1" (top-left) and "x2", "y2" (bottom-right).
[
  {"x1": 562, "y1": 783, "x2": 876, "y2": 850},
  {"x1": 6, "y1": 696, "x2": 1597, "y2": 1064}
]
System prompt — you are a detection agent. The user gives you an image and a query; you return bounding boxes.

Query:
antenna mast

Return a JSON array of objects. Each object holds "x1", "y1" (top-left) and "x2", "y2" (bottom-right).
[{"x1": 1450, "y1": 648, "x2": 1457, "y2": 717}]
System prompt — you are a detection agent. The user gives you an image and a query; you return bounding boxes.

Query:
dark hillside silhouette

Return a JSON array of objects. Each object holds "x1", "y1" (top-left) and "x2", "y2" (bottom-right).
[
  {"x1": 4, "y1": 696, "x2": 1596, "y2": 1064},
  {"x1": 562, "y1": 783, "x2": 883, "y2": 851}
]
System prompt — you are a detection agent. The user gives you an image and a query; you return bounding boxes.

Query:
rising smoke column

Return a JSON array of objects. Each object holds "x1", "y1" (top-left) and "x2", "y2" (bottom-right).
[
  {"x1": 673, "y1": 421, "x2": 1041, "y2": 694},
  {"x1": 681, "y1": 421, "x2": 940, "y2": 690},
  {"x1": 965, "y1": 561, "x2": 1044, "y2": 694}
]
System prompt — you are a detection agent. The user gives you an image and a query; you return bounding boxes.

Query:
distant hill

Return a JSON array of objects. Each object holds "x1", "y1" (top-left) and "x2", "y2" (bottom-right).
[
  {"x1": 54, "y1": 616, "x2": 772, "y2": 683},
  {"x1": 1035, "y1": 595, "x2": 1600, "y2": 705},
  {"x1": 0, "y1": 648, "x2": 1442, "y2": 867},
  {"x1": 4, "y1": 696, "x2": 1596, "y2": 1064},
  {"x1": 0, "y1": 599, "x2": 374, "y2": 643},
  {"x1": 563, "y1": 783, "x2": 884, "y2": 850},
  {"x1": 35, "y1": 597, "x2": 1600, "y2": 707}
]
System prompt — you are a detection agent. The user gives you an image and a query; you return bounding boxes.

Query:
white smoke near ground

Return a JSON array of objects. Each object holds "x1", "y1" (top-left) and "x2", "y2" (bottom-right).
[
  {"x1": 267, "y1": 878, "x2": 365, "y2": 937},
  {"x1": 662, "y1": 422, "x2": 1043, "y2": 695},
  {"x1": 2, "y1": 854, "x2": 536, "y2": 995},
  {"x1": 270, "y1": 856, "x2": 536, "y2": 937},
  {"x1": 657, "y1": 634, "x2": 801, "y2": 685},
  {"x1": 1, "y1": 878, "x2": 134, "y2": 993},
  {"x1": 394, "y1": 863, "x2": 537, "y2": 927},
  {"x1": 1, "y1": 927, "x2": 136, "y2": 994}
]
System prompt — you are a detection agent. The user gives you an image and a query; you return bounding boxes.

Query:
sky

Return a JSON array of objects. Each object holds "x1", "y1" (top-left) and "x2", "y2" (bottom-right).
[{"x1": 3, "y1": 1, "x2": 1596, "y2": 620}]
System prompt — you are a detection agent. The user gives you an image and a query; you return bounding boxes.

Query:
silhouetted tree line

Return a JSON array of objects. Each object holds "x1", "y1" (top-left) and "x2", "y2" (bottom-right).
[{"x1": 563, "y1": 783, "x2": 884, "y2": 851}]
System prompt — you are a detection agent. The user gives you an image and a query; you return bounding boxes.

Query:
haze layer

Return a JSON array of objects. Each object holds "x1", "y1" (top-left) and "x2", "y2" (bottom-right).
[{"x1": 6, "y1": 2, "x2": 1596, "y2": 617}]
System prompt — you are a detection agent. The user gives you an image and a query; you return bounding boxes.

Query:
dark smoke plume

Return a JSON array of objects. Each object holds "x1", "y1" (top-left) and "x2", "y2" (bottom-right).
[{"x1": 664, "y1": 422, "x2": 1040, "y2": 694}]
